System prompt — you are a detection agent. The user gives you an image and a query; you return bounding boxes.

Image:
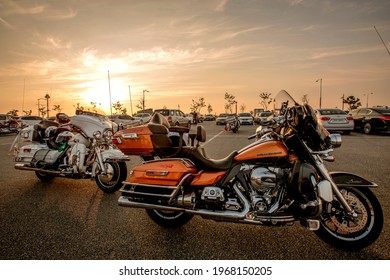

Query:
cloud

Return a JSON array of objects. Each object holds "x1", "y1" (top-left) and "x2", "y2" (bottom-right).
[
  {"x1": 310, "y1": 45, "x2": 383, "y2": 59},
  {"x1": 216, "y1": 26, "x2": 271, "y2": 41},
  {"x1": 0, "y1": 16, "x2": 13, "y2": 29},
  {"x1": 1, "y1": 1, "x2": 45, "y2": 15},
  {"x1": 215, "y1": 0, "x2": 228, "y2": 12}
]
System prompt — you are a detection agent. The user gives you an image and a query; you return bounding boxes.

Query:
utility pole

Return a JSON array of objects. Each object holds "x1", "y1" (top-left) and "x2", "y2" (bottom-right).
[
  {"x1": 128, "y1": 85, "x2": 133, "y2": 115},
  {"x1": 108, "y1": 71, "x2": 112, "y2": 117},
  {"x1": 316, "y1": 78, "x2": 322, "y2": 108}
]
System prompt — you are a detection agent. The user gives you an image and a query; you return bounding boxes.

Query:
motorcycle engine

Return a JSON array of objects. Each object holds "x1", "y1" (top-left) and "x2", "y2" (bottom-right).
[
  {"x1": 250, "y1": 167, "x2": 277, "y2": 191},
  {"x1": 250, "y1": 167, "x2": 280, "y2": 213}
]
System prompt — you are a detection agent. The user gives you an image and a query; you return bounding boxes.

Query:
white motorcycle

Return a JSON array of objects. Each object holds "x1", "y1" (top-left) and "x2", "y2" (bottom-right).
[{"x1": 13, "y1": 107, "x2": 128, "y2": 193}]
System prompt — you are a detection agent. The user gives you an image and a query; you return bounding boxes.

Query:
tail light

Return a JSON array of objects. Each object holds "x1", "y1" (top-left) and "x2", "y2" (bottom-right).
[
  {"x1": 167, "y1": 116, "x2": 172, "y2": 122},
  {"x1": 346, "y1": 117, "x2": 354, "y2": 121},
  {"x1": 379, "y1": 116, "x2": 390, "y2": 121},
  {"x1": 320, "y1": 117, "x2": 330, "y2": 121},
  {"x1": 112, "y1": 137, "x2": 122, "y2": 144}
]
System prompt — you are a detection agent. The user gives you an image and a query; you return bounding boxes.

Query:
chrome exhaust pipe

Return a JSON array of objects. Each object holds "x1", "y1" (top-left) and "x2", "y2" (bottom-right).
[
  {"x1": 118, "y1": 185, "x2": 251, "y2": 220},
  {"x1": 14, "y1": 164, "x2": 68, "y2": 176}
]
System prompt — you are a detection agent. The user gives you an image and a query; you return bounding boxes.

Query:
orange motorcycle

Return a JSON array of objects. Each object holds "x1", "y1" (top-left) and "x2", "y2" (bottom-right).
[{"x1": 113, "y1": 90, "x2": 383, "y2": 250}]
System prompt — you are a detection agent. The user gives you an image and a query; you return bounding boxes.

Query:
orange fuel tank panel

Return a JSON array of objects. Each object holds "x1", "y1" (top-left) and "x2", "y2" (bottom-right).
[{"x1": 234, "y1": 140, "x2": 288, "y2": 162}]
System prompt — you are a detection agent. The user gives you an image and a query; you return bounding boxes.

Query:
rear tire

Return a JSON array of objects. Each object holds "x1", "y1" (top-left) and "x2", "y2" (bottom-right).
[
  {"x1": 146, "y1": 209, "x2": 194, "y2": 228},
  {"x1": 363, "y1": 123, "x2": 373, "y2": 134},
  {"x1": 35, "y1": 171, "x2": 55, "y2": 181}
]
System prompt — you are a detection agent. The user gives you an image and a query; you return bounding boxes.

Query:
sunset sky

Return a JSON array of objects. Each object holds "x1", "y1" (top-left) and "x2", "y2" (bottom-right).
[{"x1": 1, "y1": 0, "x2": 389, "y2": 116}]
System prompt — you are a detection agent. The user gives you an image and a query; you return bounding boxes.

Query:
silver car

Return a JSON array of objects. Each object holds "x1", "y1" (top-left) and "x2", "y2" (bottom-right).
[
  {"x1": 315, "y1": 108, "x2": 354, "y2": 134},
  {"x1": 238, "y1": 112, "x2": 253, "y2": 125}
]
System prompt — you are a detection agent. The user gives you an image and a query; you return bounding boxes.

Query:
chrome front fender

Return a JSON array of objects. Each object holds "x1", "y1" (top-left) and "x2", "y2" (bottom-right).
[
  {"x1": 101, "y1": 149, "x2": 129, "y2": 162},
  {"x1": 91, "y1": 148, "x2": 129, "y2": 177}
]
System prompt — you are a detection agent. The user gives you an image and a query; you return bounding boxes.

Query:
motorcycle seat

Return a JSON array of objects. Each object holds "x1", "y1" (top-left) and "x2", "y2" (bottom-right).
[{"x1": 181, "y1": 146, "x2": 238, "y2": 171}]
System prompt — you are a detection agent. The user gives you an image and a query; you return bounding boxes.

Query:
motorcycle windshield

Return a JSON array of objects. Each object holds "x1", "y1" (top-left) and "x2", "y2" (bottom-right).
[
  {"x1": 75, "y1": 106, "x2": 110, "y2": 121},
  {"x1": 273, "y1": 90, "x2": 300, "y2": 115}
]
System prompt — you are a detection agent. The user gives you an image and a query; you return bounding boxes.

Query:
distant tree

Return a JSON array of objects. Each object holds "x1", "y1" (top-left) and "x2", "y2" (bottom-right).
[
  {"x1": 224, "y1": 104, "x2": 230, "y2": 113},
  {"x1": 23, "y1": 110, "x2": 32, "y2": 116},
  {"x1": 224, "y1": 92, "x2": 236, "y2": 113},
  {"x1": 112, "y1": 101, "x2": 127, "y2": 114},
  {"x1": 240, "y1": 104, "x2": 246, "y2": 113},
  {"x1": 73, "y1": 103, "x2": 84, "y2": 112},
  {"x1": 207, "y1": 104, "x2": 213, "y2": 114},
  {"x1": 190, "y1": 97, "x2": 206, "y2": 113},
  {"x1": 7, "y1": 109, "x2": 19, "y2": 116},
  {"x1": 343, "y1": 96, "x2": 362, "y2": 110},
  {"x1": 38, "y1": 106, "x2": 47, "y2": 117},
  {"x1": 259, "y1": 92, "x2": 272, "y2": 111},
  {"x1": 52, "y1": 104, "x2": 62, "y2": 113}
]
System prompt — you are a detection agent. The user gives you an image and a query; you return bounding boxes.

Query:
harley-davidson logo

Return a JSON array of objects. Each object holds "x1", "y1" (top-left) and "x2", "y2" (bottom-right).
[{"x1": 256, "y1": 151, "x2": 283, "y2": 157}]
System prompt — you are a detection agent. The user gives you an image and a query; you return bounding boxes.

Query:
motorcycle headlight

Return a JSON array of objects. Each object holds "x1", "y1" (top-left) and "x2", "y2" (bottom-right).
[
  {"x1": 103, "y1": 129, "x2": 113, "y2": 141},
  {"x1": 93, "y1": 131, "x2": 102, "y2": 139}
]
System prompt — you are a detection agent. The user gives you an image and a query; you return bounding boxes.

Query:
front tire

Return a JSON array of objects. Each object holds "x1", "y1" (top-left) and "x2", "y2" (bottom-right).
[
  {"x1": 315, "y1": 187, "x2": 383, "y2": 250},
  {"x1": 146, "y1": 209, "x2": 194, "y2": 228},
  {"x1": 95, "y1": 161, "x2": 127, "y2": 193}
]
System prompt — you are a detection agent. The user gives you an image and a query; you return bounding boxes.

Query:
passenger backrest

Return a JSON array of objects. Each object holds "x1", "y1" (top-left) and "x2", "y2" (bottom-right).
[
  {"x1": 196, "y1": 125, "x2": 206, "y2": 143},
  {"x1": 148, "y1": 113, "x2": 170, "y2": 134}
]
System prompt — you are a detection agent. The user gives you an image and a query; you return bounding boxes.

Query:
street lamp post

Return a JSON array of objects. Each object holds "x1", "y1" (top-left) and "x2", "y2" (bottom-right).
[
  {"x1": 142, "y1": 90, "x2": 149, "y2": 111},
  {"x1": 316, "y1": 78, "x2": 322, "y2": 108},
  {"x1": 364, "y1": 92, "x2": 373, "y2": 108},
  {"x1": 37, "y1": 98, "x2": 45, "y2": 117}
]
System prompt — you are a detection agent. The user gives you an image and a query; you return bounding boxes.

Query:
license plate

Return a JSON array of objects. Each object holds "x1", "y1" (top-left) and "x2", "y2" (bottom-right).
[{"x1": 330, "y1": 118, "x2": 347, "y2": 123}]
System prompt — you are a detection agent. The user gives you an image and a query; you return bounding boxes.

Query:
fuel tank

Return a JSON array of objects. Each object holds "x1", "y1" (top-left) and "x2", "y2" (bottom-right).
[{"x1": 235, "y1": 140, "x2": 288, "y2": 162}]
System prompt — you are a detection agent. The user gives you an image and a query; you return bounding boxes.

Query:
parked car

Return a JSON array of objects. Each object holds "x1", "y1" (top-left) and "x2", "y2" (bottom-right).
[
  {"x1": 315, "y1": 108, "x2": 354, "y2": 134},
  {"x1": 154, "y1": 109, "x2": 191, "y2": 128},
  {"x1": 350, "y1": 107, "x2": 390, "y2": 134},
  {"x1": 238, "y1": 112, "x2": 253, "y2": 125},
  {"x1": 15, "y1": 115, "x2": 44, "y2": 127},
  {"x1": 133, "y1": 113, "x2": 151, "y2": 123},
  {"x1": 109, "y1": 114, "x2": 141, "y2": 128},
  {"x1": 204, "y1": 114, "x2": 216, "y2": 121},
  {"x1": 216, "y1": 113, "x2": 228, "y2": 125},
  {"x1": 257, "y1": 111, "x2": 274, "y2": 124}
]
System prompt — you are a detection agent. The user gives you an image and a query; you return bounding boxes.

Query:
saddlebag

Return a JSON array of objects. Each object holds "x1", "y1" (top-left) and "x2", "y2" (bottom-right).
[
  {"x1": 113, "y1": 125, "x2": 155, "y2": 156},
  {"x1": 30, "y1": 149, "x2": 63, "y2": 167},
  {"x1": 121, "y1": 159, "x2": 197, "y2": 202}
]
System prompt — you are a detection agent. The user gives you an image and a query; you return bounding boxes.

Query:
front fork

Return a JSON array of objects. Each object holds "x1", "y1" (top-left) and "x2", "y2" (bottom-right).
[
  {"x1": 314, "y1": 157, "x2": 357, "y2": 218},
  {"x1": 95, "y1": 145, "x2": 107, "y2": 174}
]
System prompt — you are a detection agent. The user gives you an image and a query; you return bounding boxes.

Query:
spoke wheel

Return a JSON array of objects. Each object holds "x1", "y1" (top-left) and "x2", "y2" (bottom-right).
[
  {"x1": 95, "y1": 161, "x2": 127, "y2": 193},
  {"x1": 315, "y1": 187, "x2": 383, "y2": 250}
]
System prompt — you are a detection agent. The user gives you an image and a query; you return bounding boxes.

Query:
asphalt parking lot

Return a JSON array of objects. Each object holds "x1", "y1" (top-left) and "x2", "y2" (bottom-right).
[{"x1": 0, "y1": 122, "x2": 389, "y2": 260}]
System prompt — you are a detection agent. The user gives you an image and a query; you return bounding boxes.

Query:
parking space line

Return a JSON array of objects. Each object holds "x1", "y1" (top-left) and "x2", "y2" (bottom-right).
[{"x1": 202, "y1": 131, "x2": 224, "y2": 147}]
